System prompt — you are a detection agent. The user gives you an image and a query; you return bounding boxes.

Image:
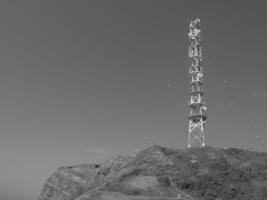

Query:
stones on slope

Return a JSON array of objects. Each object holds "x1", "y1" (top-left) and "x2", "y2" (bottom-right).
[
  {"x1": 125, "y1": 145, "x2": 175, "y2": 169},
  {"x1": 38, "y1": 145, "x2": 267, "y2": 200},
  {"x1": 98, "y1": 155, "x2": 132, "y2": 177},
  {"x1": 38, "y1": 164, "x2": 100, "y2": 200},
  {"x1": 39, "y1": 155, "x2": 132, "y2": 200}
]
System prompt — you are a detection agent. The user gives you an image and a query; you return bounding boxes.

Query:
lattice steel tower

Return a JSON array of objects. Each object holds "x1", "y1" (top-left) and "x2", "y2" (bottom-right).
[{"x1": 188, "y1": 19, "x2": 207, "y2": 147}]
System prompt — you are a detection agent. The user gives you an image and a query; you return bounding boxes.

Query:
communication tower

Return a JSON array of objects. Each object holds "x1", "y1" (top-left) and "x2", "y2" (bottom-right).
[{"x1": 188, "y1": 19, "x2": 207, "y2": 147}]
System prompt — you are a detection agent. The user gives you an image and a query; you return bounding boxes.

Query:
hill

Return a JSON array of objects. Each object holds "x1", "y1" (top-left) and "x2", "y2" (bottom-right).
[{"x1": 38, "y1": 145, "x2": 267, "y2": 200}]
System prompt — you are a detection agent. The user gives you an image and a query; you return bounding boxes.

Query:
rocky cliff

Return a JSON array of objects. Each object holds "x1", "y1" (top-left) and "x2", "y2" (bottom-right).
[{"x1": 38, "y1": 146, "x2": 267, "y2": 200}]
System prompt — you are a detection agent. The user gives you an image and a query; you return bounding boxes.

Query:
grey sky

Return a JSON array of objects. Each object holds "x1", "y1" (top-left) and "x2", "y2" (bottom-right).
[{"x1": 0, "y1": 1, "x2": 267, "y2": 200}]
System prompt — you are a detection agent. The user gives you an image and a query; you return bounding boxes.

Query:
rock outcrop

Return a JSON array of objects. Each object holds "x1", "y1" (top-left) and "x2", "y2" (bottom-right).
[{"x1": 38, "y1": 145, "x2": 267, "y2": 200}]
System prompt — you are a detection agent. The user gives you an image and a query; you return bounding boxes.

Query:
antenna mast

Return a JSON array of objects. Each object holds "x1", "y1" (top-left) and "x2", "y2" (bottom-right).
[{"x1": 188, "y1": 19, "x2": 207, "y2": 147}]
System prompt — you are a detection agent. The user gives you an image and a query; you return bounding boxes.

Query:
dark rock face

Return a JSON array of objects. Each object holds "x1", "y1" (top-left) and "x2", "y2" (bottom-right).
[{"x1": 38, "y1": 146, "x2": 267, "y2": 200}]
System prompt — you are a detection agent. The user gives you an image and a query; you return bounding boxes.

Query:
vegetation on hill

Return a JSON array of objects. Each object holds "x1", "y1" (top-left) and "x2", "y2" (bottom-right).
[{"x1": 38, "y1": 145, "x2": 267, "y2": 200}]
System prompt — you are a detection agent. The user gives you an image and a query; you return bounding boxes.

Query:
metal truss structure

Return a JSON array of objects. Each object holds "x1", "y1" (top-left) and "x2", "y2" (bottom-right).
[{"x1": 188, "y1": 19, "x2": 207, "y2": 148}]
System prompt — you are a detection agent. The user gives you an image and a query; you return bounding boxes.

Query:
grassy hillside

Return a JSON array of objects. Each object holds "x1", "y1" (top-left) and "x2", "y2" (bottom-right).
[{"x1": 39, "y1": 145, "x2": 267, "y2": 200}]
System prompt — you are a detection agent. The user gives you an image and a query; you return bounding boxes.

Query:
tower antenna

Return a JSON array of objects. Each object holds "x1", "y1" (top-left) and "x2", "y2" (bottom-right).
[{"x1": 188, "y1": 19, "x2": 207, "y2": 147}]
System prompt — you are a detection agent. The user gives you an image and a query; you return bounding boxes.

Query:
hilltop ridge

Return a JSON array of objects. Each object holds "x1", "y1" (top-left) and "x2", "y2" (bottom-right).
[{"x1": 38, "y1": 145, "x2": 267, "y2": 200}]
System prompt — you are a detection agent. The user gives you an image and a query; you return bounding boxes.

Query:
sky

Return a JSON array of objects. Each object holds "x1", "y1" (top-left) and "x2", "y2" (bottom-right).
[{"x1": 0, "y1": 1, "x2": 267, "y2": 200}]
